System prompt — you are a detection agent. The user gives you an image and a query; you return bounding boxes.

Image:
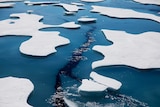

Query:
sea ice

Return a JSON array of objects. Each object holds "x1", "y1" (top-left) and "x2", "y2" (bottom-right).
[
  {"x1": 0, "y1": 3, "x2": 14, "y2": 7},
  {"x1": 0, "y1": 13, "x2": 71, "y2": 56},
  {"x1": 0, "y1": 77, "x2": 34, "y2": 107},
  {"x1": 90, "y1": 72, "x2": 122, "y2": 90},
  {"x1": 0, "y1": 0, "x2": 23, "y2": 2},
  {"x1": 78, "y1": 72, "x2": 122, "y2": 94},
  {"x1": 54, "y1": 3, "x2": 85, "y2": 12},
  {"x1": 133, "y1": 0, "x2": 160, "y2": 5},
  {"x1": 78, "y1": 17, "x2": 97, "y2": 23},
  {"x1": 20, "y1": 31, "x2": 69, "y2": 56},
  {"x1": 81, "y1": 0, "x2": 104, "y2": 3},
  {"x1": 92, "y1": 29, "x2": 160, "y2": 69},
  {"x1": 78, "y1": 79, "x2": 107, "y2": 92},
  {"x1": 91, "y1": 5, "x2": 160, "y2": 23},
  {"x1": 24, "y1": 1, "x2": 59, "y2": 6}
]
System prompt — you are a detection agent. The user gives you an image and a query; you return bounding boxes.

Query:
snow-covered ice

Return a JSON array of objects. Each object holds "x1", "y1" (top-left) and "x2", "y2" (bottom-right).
[
  {"x1": 53, "y1": 3, "x2": 85, "y2": 12},
  {"x1": 81, "y1": 0, "x2": 104, "y2": 3},
  {"x1": 92, "y1": 29, "x2": 160, "y2": 69},
  {"x1": 90, "y1": 72, "x2": 122, "y2": 90},
  {"x1": 0, "y1": 13, "x2": 72, "y2": 56},
  {"x1": 91, "y1": 5, "x2": 160, "y2": 23},
  {"x1": 133, "y1": 0, "x2": 160, "y2": 5},
  {"x1": 78, "y1": 17, "x2": 97, "y2": 23},
  {"x1": 0, "y1": 3, "x2": 14, "y2": 7},
  {"x1": 0, "y1": 77, "x2": 34, "y2": 107},
  {"x1": 78, "y1": 79, "x2": 107, "y2": 92},
  {"x1": 78, "y1": 72, "x2": 122, "y2": 94}
]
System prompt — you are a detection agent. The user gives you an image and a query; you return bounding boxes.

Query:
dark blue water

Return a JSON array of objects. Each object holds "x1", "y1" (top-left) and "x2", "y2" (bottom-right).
[{"x1": 0, "y1": 0, "x2": 160, "y2": 107}]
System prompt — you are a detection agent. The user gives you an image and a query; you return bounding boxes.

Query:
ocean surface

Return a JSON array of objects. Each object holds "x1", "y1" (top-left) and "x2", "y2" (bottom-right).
[{"x1": 0, "y1": 0, "x2": 160, "y2": 107}]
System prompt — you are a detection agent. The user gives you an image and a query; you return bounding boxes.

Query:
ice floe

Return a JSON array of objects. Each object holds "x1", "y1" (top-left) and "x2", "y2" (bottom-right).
[
  {"x1": 0, "y1": 0, "x2": 23, "y2": 2},
  {"x1": 24, "y1": 1, "x2": 59, "y2": 6},
  {"x1": 78, "y1": 72, "x2": 122, "y2": 94},
  {"x1": 0, "y1": 2, "x2": 14, "y2": 7},
  {"x1": 133, "y1": 0, "x2": 160, "y2": 5},
  {"x1": 92, "y1": 29, "x2": 160, "y2": 69},
  {"x1": 91, "y1": 5, "x2": 160, "y2": 23},
  {"x1": 54, "y1": 3, "x2": 85, "y2": 12},
  {"x1": 81, "y1": 0, "x2": 104, "y2": 3},
  {"x1": 50, "y1": 22, "x2": 81, "y2": 29},
  {"x1": 78, "y1": 17, "x2": 97, "y2": 23},
  {"x1": 0, "y1": 77, "x2": 34, "y2": 107},
  {"x1": 0, "y1": 13, "x2": 71, "y2": 56},
  {"x1": 20, "y1": 31, "x2": 69, "y2": 56}
]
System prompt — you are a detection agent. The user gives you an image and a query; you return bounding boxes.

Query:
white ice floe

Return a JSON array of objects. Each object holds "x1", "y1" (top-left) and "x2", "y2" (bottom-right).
[
  {"x1": 92, "y1": 29, "x2": 160, "y2": 69},
  {"x1": 0, "y1": 13, "x2": 70, "y2": 56},
  {"x1": 81, "y1": 0, "x2": 104, "y2": 3},
  {"x1": 20, "y1": 31, "x2": 69, "y2": 56},
  {"x1": 91, "y1": 5, "x2": 160, "y2": 23},
  {"x1": 78, "y1": 17, "x2": 97, "y2": 23},
  {"x1": 78, "y1": 79, "x2": 107, "y2": 92},
  {"x1": 0, "y1": 3, "x2": 14, "y2": 7},
  {"x1": 54, "y1": 3, "x2": 85, "y2": 12},
  {"x1": 0, "y1": 77, "x2": 34, "y2": 107},
  {"x1": 90, "y1": 72, "x2": 122, "y2": 90},
  {"x1": 0, "y1": 0, "x2": 23, "y2": 2},
  {"x1": 78, "y1": 72, "x2": 122, "y2": 94},
  {"x1": 50, "y1": 22, "x2": 81, "y2": 29},
  {"x1": 133, "y1": 0, "x2": 160, "y2": 5},
  {"x1": 71, "y1": 2, "x2": 84, "y2": 6},
  {"x1": 24, "y1": 1, "x2": 59, "y2": 6}
]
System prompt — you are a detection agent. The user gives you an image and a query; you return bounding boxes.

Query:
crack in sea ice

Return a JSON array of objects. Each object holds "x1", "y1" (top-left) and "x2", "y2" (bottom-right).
[{"x1": 48, "y1": 27, "x2": 96, "y2": 107}]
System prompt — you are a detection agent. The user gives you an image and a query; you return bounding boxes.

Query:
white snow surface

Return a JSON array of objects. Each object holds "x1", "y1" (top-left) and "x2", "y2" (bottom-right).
[
  {"x1": 0, "y1": 13, "x2": 74, "y2": 56},
  {"x1": 54, "y1": 3, "x2": 85, "y2": 12},
  {"x1": 0, "y1": 77, "x2": 34, "y2": 107},
  {"x1": 90, "y1": 72, "x2": 122, "y2": 90},
  {"x1": 91, "y1": 5, "x2": 160, "y2": 23},
  {"x1": 81, "y1": 0, "x2": 104, "y2": 2},
  {"x1": 133, "y1": 0, "x2": 160, "y2": 5},
  {"x1": 78, "y1": 72, "x2": 122, "y2": 93},
  {"x1": 78, "y1": 79, "x2": 107, "y2": 92},
  {"x1": 92, "y1": 29, "x2": 160, "y2": 69},
  {"x1": 78, "y1": 17, "x2": 97, "y2": 22},
  {"x1": 0, "y1": 0, "x2": 23, "y2": 2},
  {"x1": 0, "y1": 3, "x2": 14, "y2": 7}
]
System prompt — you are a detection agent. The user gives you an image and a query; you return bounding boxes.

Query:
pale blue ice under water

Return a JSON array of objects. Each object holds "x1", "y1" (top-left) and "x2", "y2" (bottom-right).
[{"x1": 0, "y1": 0, "x2": 160, "y2": 107}]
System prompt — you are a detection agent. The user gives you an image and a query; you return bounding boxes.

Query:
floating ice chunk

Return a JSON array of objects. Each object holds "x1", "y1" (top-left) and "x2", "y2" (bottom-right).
[
  {"x1": 0, "y1": 3, "x2": 14, "y2": 7},
  {"x1": 0, "y1": 0, "x2": 23, "y2": 2},
  {"x1": 91, "y1": 5, "x2": 160, "y2": 23},
  {"x1": 51, "y1": 22, "x2": 81, "y2": 29},
  {"x1": 20, "y1": 31, "x2": 70, "y2": 56},
  {"x1": 78, "y1": 17, "x2": 97, "y2": 23},
  {"x1": 0, "y1": 77, "x2": 34, "y2": 107},
  {"x1": 78, "y1": 79, "x2": 107, "y2": 92},
  {"x1": 133, "y1": 0, "x2": 160, "y2": 5},
  {"x1": 64, "y1": 11, "x2": 76, "y2": 15},
  {"x1": 71, "y1": 2, "x2": 84, "y2": 6},
  {"x1": 92, "y1": 29, "x2": 160, "y2": 69},
  {"x1": 81, "y1": 0, "x2": 104, "y2": 2},
  {"x1": 54, "y1": 3, "x2": 85, "y2": 12},
  {"x1": 0, "y1": 13, "x2": 71, "y2": 56},
  {"x1": 24, "y1": 1, "x2": 59, "y2": 6},
  {"x1": 90, "y1": 72, "x2": 122, "y2": 90},
  {"x1": 63, "y1": 97, "x2": 78, "y2": 107}
]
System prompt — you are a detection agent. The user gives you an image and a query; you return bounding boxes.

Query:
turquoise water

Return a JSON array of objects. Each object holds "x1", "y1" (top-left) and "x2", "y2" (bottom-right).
[{"x1": 0, "y1": 0, "x2": 160, "y2": 107}]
